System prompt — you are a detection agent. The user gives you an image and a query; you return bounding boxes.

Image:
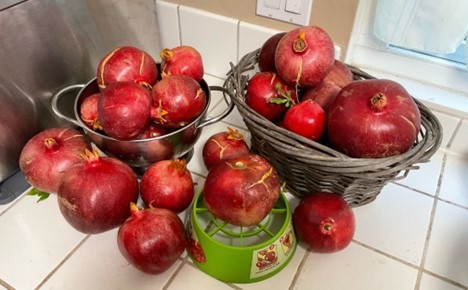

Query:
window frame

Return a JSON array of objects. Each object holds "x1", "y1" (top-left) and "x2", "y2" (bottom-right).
[{"x1": 346, "y1": 0, "x2": 468, "y2": 117}]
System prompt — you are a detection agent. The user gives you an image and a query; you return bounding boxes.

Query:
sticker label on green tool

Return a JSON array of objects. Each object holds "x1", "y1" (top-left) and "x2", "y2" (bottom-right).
[{"x1": 250, "y1": 220, "x2": 296, "y2": 279}]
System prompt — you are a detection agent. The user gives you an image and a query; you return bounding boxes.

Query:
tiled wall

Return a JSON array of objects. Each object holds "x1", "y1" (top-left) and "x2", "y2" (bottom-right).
[{"x1": 155, "y1": 1, "x2": 468, "y2": 158}]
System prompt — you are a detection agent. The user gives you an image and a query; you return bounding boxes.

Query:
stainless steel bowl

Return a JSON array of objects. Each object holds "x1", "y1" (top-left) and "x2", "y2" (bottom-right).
[{"x1": 51, "y1": 78, "x2": 234, "y2": 171}]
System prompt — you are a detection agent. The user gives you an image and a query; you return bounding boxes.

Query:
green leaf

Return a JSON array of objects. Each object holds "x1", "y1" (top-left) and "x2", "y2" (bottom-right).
[
  {"x1": 27, "y1": 188, "x2": 50, "y2": 202},
  {"x1": 269, "y1": 97, "x2": 290, "y2": 105}
]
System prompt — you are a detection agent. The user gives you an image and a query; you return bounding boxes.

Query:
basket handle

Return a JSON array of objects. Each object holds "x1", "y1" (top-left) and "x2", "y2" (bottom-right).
[
  {"x1": 197, "y1": 85, "x2": 235, "y2": 129},
  {"x1": 51, "y1": 84, "x2": 85, "y2": 127}
]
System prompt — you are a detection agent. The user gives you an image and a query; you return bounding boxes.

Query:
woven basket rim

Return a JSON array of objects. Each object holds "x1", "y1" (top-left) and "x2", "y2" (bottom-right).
[{"x1": 223, "y1": 49, "x2": 443, "y2": 170}]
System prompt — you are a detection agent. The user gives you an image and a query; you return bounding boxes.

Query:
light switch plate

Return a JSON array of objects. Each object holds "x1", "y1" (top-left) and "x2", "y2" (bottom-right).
[{"x1": 256, "y1": 0, "x2": 313, "y2": 26}]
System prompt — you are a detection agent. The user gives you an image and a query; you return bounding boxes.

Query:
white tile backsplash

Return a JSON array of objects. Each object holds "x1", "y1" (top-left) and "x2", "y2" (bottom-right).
[
  {"x1": 432, "y1": 111, "x2": 462, "y2": 149},
  {"x1": 450, "y1": 119, "x2": 468, "y2": 156},
  {"x1": 178, "y1": 6, "x2": 238, "y2": 79},
  {"x1": 155, "y1": 1, "x2": 180, "y2": 49},
  {"x1": 238, "y1": 22, "x2": 281, "y2": 59}
]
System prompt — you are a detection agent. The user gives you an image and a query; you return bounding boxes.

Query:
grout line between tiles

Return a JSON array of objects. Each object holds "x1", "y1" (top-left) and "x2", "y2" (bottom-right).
[
  {"x1": 415, "y1": 151, "x2": 445, "y2": 290},
  {"x1": 34, "y1": 235, "x2": 91, "y2": 290},
  {"x1": 163, "y1": 256, "x2": 190, "y2": 290},
  {"x1": 351, "y1": 239, "x2": 420, "y2": 270},
  {"x1": 420, "y1": 269, "x2": 468, "y2": 290},
  {"x1": 445, "y1": 118, "x2": 463, "y2": 150},
  {"x1": 289, "y1": 249, "x2": 310, "y2": 290},
  {"x1": 175, "y1": 4, "x2": 182, "y2": 46},
  {"x1": 414, "y1": 196, "x2": 438, "y2": 290},
  {"x1": 0, "y1": 278, "x2": 14, "y2": 290}
]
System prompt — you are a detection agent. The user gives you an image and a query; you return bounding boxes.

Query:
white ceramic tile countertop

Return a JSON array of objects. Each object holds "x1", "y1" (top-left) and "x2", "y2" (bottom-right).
[{"x1": 1, "y1": 74, "x2": 468, "y2": 290}]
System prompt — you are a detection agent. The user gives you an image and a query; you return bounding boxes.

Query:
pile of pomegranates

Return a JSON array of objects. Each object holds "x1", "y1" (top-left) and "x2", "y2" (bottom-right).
[
  {"x1": 16, "y1": 24, "x2": 424, "y2": 279},
  {"x1": 19, "y1": 126, "x2": 192, "y2": 273},
  {"x1": 82, "y1": 44, "x2": 206, "y2": 141},
  {"x1": 16, "y1": 44, "x2": 211, "y2": 275},
  {"x1": 249, "y1": 25, "x2": 421, "y2": 157}
]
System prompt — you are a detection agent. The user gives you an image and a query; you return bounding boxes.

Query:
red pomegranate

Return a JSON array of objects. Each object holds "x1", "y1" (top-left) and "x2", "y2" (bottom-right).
[
  {"x1": 140, "y1": 159, "x2": 194, "y2": 213},
  {"x1": 117, "y1": 204, "x2": 187, "y2": 274},
  {"x1": 327, "y1": 79, "x2": 421, "y2": 158},
  {"x1": 57, "y1": 149, "x2": 139, "y2": 234},
  {"x1": 258, "y1": 32, "x2": 286, "y2": 72},
  {"x1": 246, "y1": 71, "x2": 298, "y2": 121},
  {"x1": 96, "y1": 46, "x2": 158, "y2": 91},
  {"x1": 98, "y1": 81, "x2": 153, "y2": 140},
  {"x1": 202, "y1": 127, "x2": 250, "y2": 170},
  {"x1": 275, "y1": 25, "x2": 335, "y2": 87},
  {"x1": 80, "y1": 93, "x2": 101, "y2": 131},
  {"x1": 151, "y1": 75, "x2": 206, "y2": 129},
  {"x1": 160, "y1": 45, "x2": 204, "y2": 82},
  {"x1": 293, "y1": 192, "x2": 355, "y2": 253},
  {"x1": 19, "y1": 127, "x2": 91, "y2": 194},
  {"x1": 203, "y1": 153, "x2": 280, "y2": 226}
]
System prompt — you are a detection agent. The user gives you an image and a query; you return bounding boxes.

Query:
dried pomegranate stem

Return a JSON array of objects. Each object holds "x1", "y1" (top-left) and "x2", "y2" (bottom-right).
[
  {"x1": 170, "y1": 159, "x2": 187, "y2": 174},
  {"x1": 130, "y1": 202, "x2": 141, "y2": 214},
  {"x1": 81, "y1": 148, "x2": 101, "y2": 163},
  {"x1": 44, "y1": 138, "x2": 59, "y2": 150},
  {"x1": 370, "y1": 93, "x2": 387, "y2": 110},
  {"x1": 320, "y1": 218, "x2": 335, "y2": 235},
  {"x1": 226, "y1": 127, "x2": 244, "y2": 140},
  {"x1": 151, "y1": 99, "x2": 169, "y2": 124},
  {"x1": 160, "y1": 48, "x2": 174, "y2": 61},
  {"x1": 293, "y1": 32, "x2": 307, "y2": 53}
]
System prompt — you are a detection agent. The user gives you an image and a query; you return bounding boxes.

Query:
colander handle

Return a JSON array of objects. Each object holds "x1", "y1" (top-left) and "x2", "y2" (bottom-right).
[
  {"x1": 51, "y1": 84, "x2": 85, "y2": 127},
  {"x1": 197, "y1": 85, "x2": 235, "y2": 129}
]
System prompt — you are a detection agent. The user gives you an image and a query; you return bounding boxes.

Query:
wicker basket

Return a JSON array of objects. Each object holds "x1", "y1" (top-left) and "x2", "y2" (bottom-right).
[{"x1": 224, "y1": 49, "x2": 443, "y2": 207}]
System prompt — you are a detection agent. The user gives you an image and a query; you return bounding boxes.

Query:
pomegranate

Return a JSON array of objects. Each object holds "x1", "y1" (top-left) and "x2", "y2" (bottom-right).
[
  {"x1": 96, "y1": 46, "x2": 158, "y2": 91},
  {"x1": 80, "y1": 93, "x2": 101, "y2": 131},
  {"x1": 301, "y1": 82, "x2": 341, "y2": 113},
  {"x1": 117, "y1": 204, "x2": 187, "y2": 274},
  {"x1": 160, "y1": 45, "x2": 204, "y2": 82},
  {"x1": 323, "y1": 60, "x2": 354, "y2": 88},
  {"x1": 327, "y1": 79, "x2": 421, "y2": 158},
  {"x1": 246, "y1": 71, "x2": 298, "y2": 121},
  {"x1": 140, "y1": 159, "x2": 194, "y2": 213},
  {"x1": 301, "y1": 60, "x2": 354, "y2": 112},
  {"x1": 293, "y1": 192, "x2": 355, "y2": 253},
  {"x1": 180, "y1": 123, "x2": 199, "y2": 145},
  {"x1": 98, "y1": 81, "x2": 153, "y2": 140},
  {"x1": 282, "y1": 99, "x2": 325, "y2": 141},
  {"x1": 19, "y1": 127, "x2": 91, "y2": 194},
  {"x1": 151, "y1": 75, "x2": 206, "y2": 129},
  {"x1": 57, "y1": 149, "x2": 139, "y2": 234},
  {"x1": 275, "y1": 25, "x2": 335, "y2": 87},
  {"x1": 138, "y1": 123, "x2": 174, "y2": 163},
  {"x1": 202, "y1": 127, "x2": 250, "y2": 170},
  {"x1": 258, "y1": 32, "x2": 286, "y2": 72},
  {"x1": 203, "y1": 153, "x2": 280, "y2": 226}
]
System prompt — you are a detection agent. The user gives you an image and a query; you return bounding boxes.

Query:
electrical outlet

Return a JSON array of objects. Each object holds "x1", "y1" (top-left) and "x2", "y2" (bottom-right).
[{"x1": 256, "y1": 0, "x2": 313, "y2": 26}]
